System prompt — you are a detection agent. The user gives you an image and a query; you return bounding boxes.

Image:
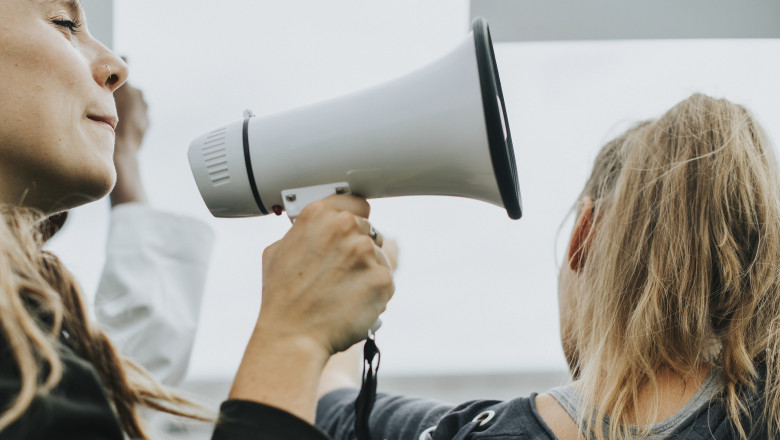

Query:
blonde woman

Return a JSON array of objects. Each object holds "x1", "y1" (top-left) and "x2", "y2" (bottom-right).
[
  {"x1": 0, "y1": 1, "x2": 393, "y2": 439},
  {"x1": 316, "y1": 94, "x2": 778, "y2": 440}
]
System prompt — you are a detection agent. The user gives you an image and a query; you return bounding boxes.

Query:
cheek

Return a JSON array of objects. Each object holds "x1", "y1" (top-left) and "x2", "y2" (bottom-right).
[
  {"x1": 0, "y1": 16, "x2": 114, "y2": 208},
  {"x1": 0, "y1": 22, "x2": 93, "y2": 119},
  {"x1": 65, "y1": 121, "x2": 117, "y2": 187},
  {"x1": 0, "y1": 63, "x2": 81, "y2": 151},
  {"x1": 82, "y1": 130, "x2": 117, "y2": 175}
]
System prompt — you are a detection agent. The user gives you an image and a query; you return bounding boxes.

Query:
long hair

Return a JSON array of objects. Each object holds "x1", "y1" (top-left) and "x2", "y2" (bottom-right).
[
  {"x1": 569, "y1": 94, "x2": 780, "y2": 439},
  {"x1": 0, "y1": 206, "x2": 211, "y2": 438}
]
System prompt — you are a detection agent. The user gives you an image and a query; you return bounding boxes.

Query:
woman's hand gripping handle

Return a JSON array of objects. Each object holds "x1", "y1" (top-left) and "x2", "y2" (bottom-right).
[{"x1": 228, "y1": 195, "x2": 395, "y2": 423}]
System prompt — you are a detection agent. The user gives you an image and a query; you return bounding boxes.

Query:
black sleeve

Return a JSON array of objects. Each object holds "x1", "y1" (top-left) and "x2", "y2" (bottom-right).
[{"x1": 212, "y1": 399, "x2": 333, "y2": 440}]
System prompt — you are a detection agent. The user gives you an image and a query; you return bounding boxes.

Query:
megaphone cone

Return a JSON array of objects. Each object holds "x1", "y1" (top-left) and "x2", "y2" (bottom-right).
[{"x1": 189, "y1": 17, "x2": 522, "y2": 220}]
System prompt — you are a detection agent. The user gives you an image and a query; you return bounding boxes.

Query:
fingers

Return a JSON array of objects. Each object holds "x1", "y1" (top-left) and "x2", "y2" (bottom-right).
[
  {"x1": 374, "y1": 245, "x2": 392, "y2": 272},
  {"x1": 298, "y1": 194, "x2": 382, "y2": 248},
  {"x1": 382, "y1": 239, "x2": 399, "y2": 271},
  {"x1": 355, "y1": 217, "x2": 384, "y2": 248},
  {"x1": 318, "y1": 194, "x2": 370, "y2": 218},
  {"x1": 259, "y1": 194, "x2": 396, "y2": 353},
  {"x1": 294, "y1": 193, "x2": 391, "y2": 279}
]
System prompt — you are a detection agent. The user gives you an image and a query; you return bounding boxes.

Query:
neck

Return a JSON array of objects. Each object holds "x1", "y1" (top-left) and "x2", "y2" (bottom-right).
[{"x1": 598, "y1": 364, "x2": 714, "y2": 425}]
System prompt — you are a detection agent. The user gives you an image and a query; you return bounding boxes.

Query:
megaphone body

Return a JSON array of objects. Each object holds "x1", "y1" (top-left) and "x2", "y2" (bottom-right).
[{"x1": 189, "y1": 18, "x2": 522, "y2": 220}]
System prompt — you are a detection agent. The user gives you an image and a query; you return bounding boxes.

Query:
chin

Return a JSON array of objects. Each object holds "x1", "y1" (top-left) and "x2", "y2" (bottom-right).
[
  {"x1": 34, "y1": 170, "x2": 116, "y2": 213},
  {"x1": 76, "y1": 155, "x2": 117, "y2": 200},
  {"x1": 76, "y1": 172, "x2": 116, "y2": 205}
]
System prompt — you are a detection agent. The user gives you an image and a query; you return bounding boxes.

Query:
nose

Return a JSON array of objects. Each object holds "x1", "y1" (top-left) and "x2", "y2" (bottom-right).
[{"x1": 92, "y1": 47, "x2": 129, "y2": 93}]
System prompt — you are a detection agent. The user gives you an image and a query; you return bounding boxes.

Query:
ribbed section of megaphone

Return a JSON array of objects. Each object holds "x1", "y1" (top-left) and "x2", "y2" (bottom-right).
[
  {"x1": 188, "y1": 120, "x2": 265, "y2": 217},
  {"x1": 199, "y1": 127, "x2": 230, "y2": 185},
  {"x1": 189, "y1": 18, "x2": 521, "y2": 220}
]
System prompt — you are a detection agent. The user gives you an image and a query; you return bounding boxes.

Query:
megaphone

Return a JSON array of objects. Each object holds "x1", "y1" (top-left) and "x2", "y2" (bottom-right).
[{"x1": 189, "y1": 17, "x2": 521, "y2": 221}]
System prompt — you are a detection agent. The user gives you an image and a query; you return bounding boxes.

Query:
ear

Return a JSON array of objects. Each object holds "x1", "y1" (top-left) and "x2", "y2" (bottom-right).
[{"x1": 567, "y1": 197, "x2": 594, "y2": 272}]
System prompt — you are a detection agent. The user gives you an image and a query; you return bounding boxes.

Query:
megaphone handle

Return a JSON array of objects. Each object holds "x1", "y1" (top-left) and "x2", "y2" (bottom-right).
[
  {"x1": 280, "y1": 183, "x2": 383, "y2": 336},
  {"x1": 281, "y1": 182, "x2": 352, "y2": 222}
]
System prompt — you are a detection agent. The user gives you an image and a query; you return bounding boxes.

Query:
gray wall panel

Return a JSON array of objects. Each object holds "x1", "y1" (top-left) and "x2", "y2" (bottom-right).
[{"x1": 471, "y1": 0, "x2": 780, "y2": 42}]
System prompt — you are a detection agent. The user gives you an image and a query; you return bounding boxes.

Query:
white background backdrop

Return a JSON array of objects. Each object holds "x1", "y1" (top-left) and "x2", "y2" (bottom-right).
[{"x1": 48, "y1": 1, "x2": 780, "y2": 382}]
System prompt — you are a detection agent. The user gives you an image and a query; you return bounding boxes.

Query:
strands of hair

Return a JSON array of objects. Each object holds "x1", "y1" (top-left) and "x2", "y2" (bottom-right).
[
  {"x1": 0, "y1": 207, "x2": 213, "y2": 439},
  {"x1": 570, "y1": 94, "x2": 780, "y2": 440}
]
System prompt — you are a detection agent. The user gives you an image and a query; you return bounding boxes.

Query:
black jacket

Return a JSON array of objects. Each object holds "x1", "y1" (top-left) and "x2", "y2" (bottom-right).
[{"x1": 0, "y1": 340, "x2": 330, "y2": 440}]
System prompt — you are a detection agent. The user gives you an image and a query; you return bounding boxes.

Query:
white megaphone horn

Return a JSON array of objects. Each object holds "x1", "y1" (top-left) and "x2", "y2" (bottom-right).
[{"x1": 188, "y1": 17, "x2": 522, "y2": 221}]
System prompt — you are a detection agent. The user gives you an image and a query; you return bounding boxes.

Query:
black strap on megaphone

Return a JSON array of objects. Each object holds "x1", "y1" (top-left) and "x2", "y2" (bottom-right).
[{"x1": 354, "y1": 332, "x2": 380, "y2": 440}]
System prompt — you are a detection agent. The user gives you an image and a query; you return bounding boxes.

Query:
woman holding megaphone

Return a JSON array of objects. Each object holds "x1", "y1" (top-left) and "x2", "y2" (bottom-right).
[{"x1": 0, "y1": 1, "x2": 391, "y2": 439}]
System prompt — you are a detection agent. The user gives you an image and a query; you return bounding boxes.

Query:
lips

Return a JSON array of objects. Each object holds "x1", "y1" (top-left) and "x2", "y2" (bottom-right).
[{"x1": 87, "y1": 114, "x2": 118, "y2": 131}]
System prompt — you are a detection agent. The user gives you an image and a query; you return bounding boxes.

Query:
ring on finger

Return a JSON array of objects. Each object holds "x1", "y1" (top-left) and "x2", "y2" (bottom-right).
[{"x1": 367, "y1": 223, "x2": 384, "y2": 247}]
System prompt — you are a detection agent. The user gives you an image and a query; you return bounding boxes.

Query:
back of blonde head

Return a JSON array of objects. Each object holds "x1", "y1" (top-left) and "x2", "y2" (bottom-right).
[{"x1": 572, "y1": 94, "x2": 780, "y2": 439}]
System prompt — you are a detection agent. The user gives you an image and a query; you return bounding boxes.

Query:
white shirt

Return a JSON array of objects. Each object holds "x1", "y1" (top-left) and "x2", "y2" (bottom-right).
[{"x1": 94, "y1": 203, "x2": 214, "y2": 386}]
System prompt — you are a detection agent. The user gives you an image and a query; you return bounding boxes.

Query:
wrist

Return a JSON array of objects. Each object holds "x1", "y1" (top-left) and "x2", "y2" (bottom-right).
[
  {"x1": 229, "y1": 324, "x2": 332, "y2": 423},
  {"x1": 251, "y1": 320, "x2": 333, "y2": 365}
]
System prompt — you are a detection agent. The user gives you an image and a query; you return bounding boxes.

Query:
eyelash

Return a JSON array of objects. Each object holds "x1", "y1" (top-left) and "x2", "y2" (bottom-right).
[{"x1": 52, "y1": 18, "x2": 82, "y2": 35}]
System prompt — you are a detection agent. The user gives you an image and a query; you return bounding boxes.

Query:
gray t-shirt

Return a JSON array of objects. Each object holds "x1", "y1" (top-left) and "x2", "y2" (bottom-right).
[
  {"x1": 548, "y1": 368, "x2": 724, "y2": 439},
  {"x1": 317, "y1": 377, "x2": 763, "y2": 439}
]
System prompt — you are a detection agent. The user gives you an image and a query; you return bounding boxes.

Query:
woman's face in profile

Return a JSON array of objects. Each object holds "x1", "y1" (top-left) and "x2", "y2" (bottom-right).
[{"x1": 0, "y1": 0, "x2": 128, "y2": 213}]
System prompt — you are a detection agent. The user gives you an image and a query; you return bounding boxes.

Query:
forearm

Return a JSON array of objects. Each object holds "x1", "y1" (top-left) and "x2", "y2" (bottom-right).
[{"x1": 229, "y1": 327, "x2": 331, "y2": 424}]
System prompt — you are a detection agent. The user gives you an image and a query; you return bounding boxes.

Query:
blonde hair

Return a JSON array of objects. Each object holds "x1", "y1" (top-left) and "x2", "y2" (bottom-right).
[
  {"x1": 0, "y1": 207, "x2": 210, "y2": 438},
  {"x1": 570, "y1": 94, "x2": 780, "y2": 439}
]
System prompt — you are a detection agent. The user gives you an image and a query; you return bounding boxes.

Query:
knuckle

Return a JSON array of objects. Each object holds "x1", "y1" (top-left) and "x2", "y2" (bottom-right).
[
  {"x1": 262, "y1": 242, "x2": 278, "y2": 260},
  {"x1": 334, "y1": 211, "x2": 358, "y2": 235},
  {"x1": 372, "y1": 267, "x2": 394, "y2": 290},
  {"x1": 355, "y1": 196, "x2": 371, "y2": 215},
  {"x1": 298, "y1": 200, "x2": 325, "y2": 221},
  {"x1": 353, "y1": 236, "x2": 376, "y2": 256}
]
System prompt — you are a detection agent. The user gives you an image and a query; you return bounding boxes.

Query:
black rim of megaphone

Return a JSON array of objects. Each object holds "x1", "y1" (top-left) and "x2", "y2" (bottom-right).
[{"x1": 472, "y1": 17, "x2": 522, "y2": 220}]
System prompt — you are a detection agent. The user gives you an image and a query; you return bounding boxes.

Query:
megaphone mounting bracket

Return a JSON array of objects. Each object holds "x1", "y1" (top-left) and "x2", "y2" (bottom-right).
[{"x1": 281, "y1": 181, "x2": 352, "y2": 222}]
